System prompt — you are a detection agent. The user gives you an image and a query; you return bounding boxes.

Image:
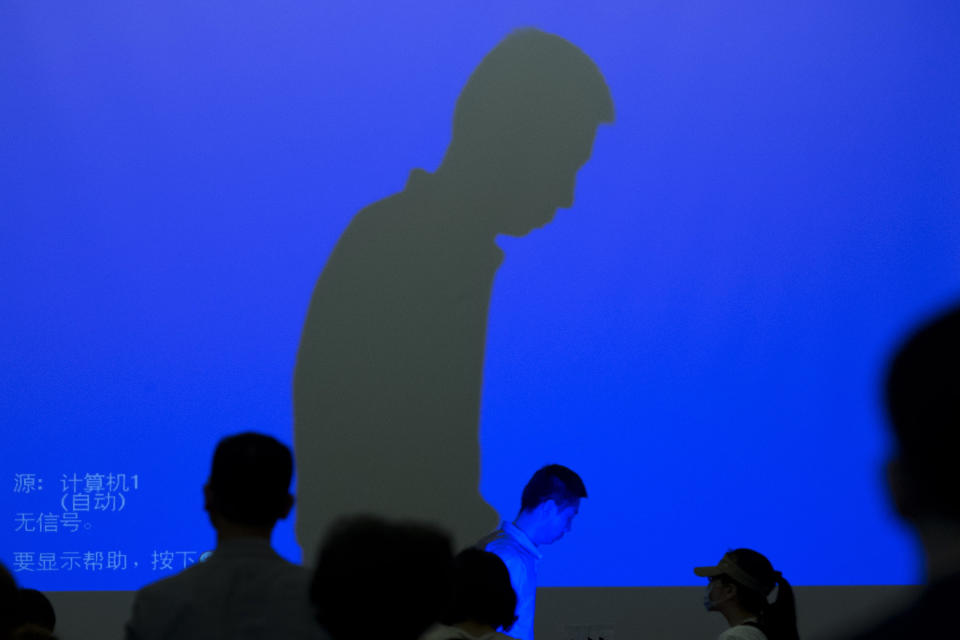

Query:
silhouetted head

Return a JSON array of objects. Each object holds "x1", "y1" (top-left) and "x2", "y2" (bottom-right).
[
  {"x1": 1, "y1": 563, "x2": 16, "y2": 639},
  {"x1": 885, "y1": 303, "x2": 960, "y2": 522},
  {"x1": 444, "y1": 548, "x2": 517, "y2": 631},
  {"x1": 13, "y1": 589, "x2": 55, "y2": 633},
  {"x1": 695, "y1": 549, "x2": 799, "y2": 640},
  {"x1": 516, "y1": 464, "x2": 586, "y2": 545},
  {"x1": 441, "y1": 28, "x2": 614, "y2": 236},
  {"x1": 695, "y1": 549, "x2": 779, "y2": 611},
  {"x1": 204, "y1": 432, "x2": 294, "y2": 531},
  {"x1": 9, "y1": 625, "x2": 57, "y2": 640},
  {"x1": 310, "y1": 515, "x2": 454, "y2": 640}
]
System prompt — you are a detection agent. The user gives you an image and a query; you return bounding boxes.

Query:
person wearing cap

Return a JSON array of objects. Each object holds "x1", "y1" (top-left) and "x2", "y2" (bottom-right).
[
  {"x1": 845, "y1": 303, "x2": 960, "y2": 639},
  {"x1": 694, "y1": 549, "x2": 800, "y2": 640},
  {"x1": 125, "y1": 432, "x2": 324, "y2": 640}
]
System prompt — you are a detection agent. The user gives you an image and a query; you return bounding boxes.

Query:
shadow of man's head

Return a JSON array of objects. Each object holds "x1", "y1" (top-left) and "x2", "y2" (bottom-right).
[{"x1": 438, "y1": 29, "x2": 615, "y2": 237}]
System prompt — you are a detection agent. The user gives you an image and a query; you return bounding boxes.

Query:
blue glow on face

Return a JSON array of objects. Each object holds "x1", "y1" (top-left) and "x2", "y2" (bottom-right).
[{"x1": 2, "y1": 1, "x2": 959, "y2": 589}]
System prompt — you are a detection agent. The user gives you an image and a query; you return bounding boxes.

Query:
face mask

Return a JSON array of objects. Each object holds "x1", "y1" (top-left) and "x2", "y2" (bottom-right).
[
  {"x1": 702, "y1": 586, "x2": 713, "y2": 611},
  {"x1": 703, "y1": 583, "x2": 731, "y2": 611}
]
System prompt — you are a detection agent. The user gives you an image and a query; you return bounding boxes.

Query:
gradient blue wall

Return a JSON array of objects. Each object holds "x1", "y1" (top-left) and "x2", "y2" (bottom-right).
[{"x1": 2, "y1": 1, "x2": 959, "y2": 589}]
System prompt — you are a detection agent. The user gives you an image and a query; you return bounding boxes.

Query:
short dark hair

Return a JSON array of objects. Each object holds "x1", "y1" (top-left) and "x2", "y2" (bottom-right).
[
  {"x1": 444, "y1": 549, "x2": 517, "y2": 631},
  {"x1": 310, "y1": 515, "x2": 454, "y2": 640},
  {"x1": 1, "y1": 563, "x2": 16, "y2": 638},
  {"x1": 207, "y1": 432, "x2": 293, "y2": 527},
  {"x1": 885, "y1": 302, "x2": 960, "y2": 518},
  {"x1": 520, "y1": 464, "x2": 587, "y2": 512},
  {"x1": 13, "y1": 589, "x2": 56, "y2": 632}
]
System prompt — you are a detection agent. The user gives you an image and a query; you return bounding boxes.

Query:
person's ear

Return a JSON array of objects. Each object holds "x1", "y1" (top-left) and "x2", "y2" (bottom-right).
[
  {"x1": 723, "y1": 581, "x2": 737, "y2": 599},
  {"x1": 279, "y1": 493, "x2": 294, "y2": 520},
  {"x1": 540, "y1": 499, "x2": 560, "y2": 517},
  {"x1": 711, "y1": 580, "x2": 735, "y2": 603},
  {"x1": 203, "y1": 483, "x2": 223, "y2": 529},
  {"x1": 886, "y1": 457, "x2": 918, "y2": 520}
]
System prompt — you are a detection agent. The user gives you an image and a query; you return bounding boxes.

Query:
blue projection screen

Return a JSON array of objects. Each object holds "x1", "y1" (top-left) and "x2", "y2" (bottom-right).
[{"x1": 2, "y1": 1, "x2": 959, "y2": 590}]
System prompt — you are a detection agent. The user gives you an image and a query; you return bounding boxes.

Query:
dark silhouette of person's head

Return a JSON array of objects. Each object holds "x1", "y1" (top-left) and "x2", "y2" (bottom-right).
[
  {"x1": 12, "y1": 589, "x2": 56, "y2": 633},
  {"x1": 9, "y1": 625, "x2": 57, "y2": 640},
  {"x1": 310, "y1": 515, "x2": 454, "y2": 640},
  {"x1": 514, "y1": 464, "x2": 586, "y2": 546},
  {"x1": 2, "y1": 578, "x2": 59, "y2": 640},
  {"x1": 884, "y1": 303, "x2": 960, "y2": 523},
  {"x1": 1, "y1": 563, "x2": 16, "y2": 639},
  {"x1": 443, "y1": 548, "x2": 517, "y2": 632},
  {"x1": 695, "y1": 549, "x2": 799, "y2": 640},
  {"x1": 204, "y1": 432, "x2": 294, "y2": 536},
  {"x1": 438, "y1": 28, "x2": 615, "y2": 237}
]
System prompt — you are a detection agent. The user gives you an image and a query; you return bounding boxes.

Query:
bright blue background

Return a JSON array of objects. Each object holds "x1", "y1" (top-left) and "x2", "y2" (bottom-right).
[{"x1": 2, "y1": 1, "x2": 959, "y2": 590}]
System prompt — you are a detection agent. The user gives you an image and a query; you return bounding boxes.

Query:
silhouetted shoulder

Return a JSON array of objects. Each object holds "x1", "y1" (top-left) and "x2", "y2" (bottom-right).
[
  {"x1": 127, "y1": 544, "x2": 318, "y2": 640},
  {"x1": 718, "y1": 625, "x2": 766, "y2": 640},
  {"x1": 843, "y1": 573, "x2": 960, "y2": 639}
]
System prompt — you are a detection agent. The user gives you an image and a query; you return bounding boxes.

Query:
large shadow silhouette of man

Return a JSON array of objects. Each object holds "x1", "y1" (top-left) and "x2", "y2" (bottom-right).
[{"x1": 294, "y1": 28, "x2": 614, "y2": 560}]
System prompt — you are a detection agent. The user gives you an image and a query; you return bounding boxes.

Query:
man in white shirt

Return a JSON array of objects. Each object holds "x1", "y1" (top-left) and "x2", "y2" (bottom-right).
[{"x1": 475, "y1": 465, "x2": 586, "y2": 640}]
